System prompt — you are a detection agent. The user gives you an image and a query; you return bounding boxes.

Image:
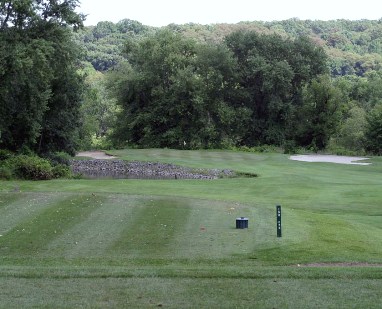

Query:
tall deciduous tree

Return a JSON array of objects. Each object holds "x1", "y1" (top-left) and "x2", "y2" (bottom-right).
[
  {"x1": 225, "y1": 31, "x2": 328, "y2": 146},
  {"x1": 109, "y1": 30, "x2": 251, "y2": 149},
  {"x1": 78, "y1": 65, "x2": 119, "y2": 149},
  {"x1": 365, "y1": 103, "x2": 382, "y2": 155},
  {"x1": 37, "y1": 24, "x2": 85, "y2": 155},
  {"x1": 0, "y1": 0, "x2": 83, "y2": 30},
  {"x1": 337, "y1": 105, "x2": 367, "y2": 152},
  {"x1": 0, "y1": 0, "x2": 84, "y2": 154},
  {"x1": 113, "y1": 30, "x2": 198, "y2": 148},
  {"x1": 193, "y1": 44, "x2": 250, "y2": 147},
  {"x1": 0, "y1": 30, "x2": 53, "y2": 149},
  {"x1": 296, "y1": 75, "x2": 343, "y2": 150}
]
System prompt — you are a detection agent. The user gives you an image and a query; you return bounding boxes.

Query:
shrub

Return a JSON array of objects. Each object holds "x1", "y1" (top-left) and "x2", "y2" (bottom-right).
[
  {"x1": 0, "y1": 166, "x2": 13, "y2": 180},
  {"x1": 9, "y1": 155, "x2": 53, "y2": 180},
  {"x1": 326, "y1": 143, "x2": 365, "y2": 156},
  {"x1": 283, "y1": 140, "x2": 298, "y2": 154},
  {"x1": 234, "y1": 145, "x2": 282, "y2": 153},
  {"x1": 45, "y1": 151, "x2": 72, "y2": 166},
  {"x1": 52, "y1": 164, "x2": 72, "y2": 178},
  {"x1": 1, "y1": 154, "x2": 73, "y2": 180},
  {"x1": 0, "y1": 149, "x2": 14, "y2": 161},
  {"x1": 92, "y1": 134, "x2": 114, "y2": 150}
]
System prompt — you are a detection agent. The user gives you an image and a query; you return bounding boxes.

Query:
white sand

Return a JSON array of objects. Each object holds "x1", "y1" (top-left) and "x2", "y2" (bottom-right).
[
  {"x1": 289, "y1": 154, "x2": 371, "y2": 165},
  {"x1": 76, "y1": 151, "x2": 117, "y2": 160}
]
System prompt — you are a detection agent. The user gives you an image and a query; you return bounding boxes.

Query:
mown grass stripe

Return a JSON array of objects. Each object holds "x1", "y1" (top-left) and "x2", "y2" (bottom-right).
[
  {"x1": 0, "y1": 194, "x2": 106, "y2": 257},
  {"x1": 253, "y1": 210, "x2": 382, "y2": 265},
  {"x1": 1, "y1": 276, "x2": 382, "y2": 309},
  {"x1": 47, "y1": 195, "x2": 141, "y2": 258},
  {"x1": 0, "y1": 192, "x2": 69, "y2": 235},
  {"x1": 111, "y1": 197, "x2": 191, "y2": 258},
  {"x1": 0, "y1": 193, "x2": 23, "y2": 210},
  {"x1": 169, "y1": 199, "x2": 256, "y2": 259},
  {"x1": 1, "y1": 265, "x2": 382, "y2": 279}
]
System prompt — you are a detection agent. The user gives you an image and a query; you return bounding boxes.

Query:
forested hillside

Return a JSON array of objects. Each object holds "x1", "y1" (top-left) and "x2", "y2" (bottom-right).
[
  {"x1": 75, "y1": 18, "x2": 382, "y2": 154},
  {"x1": 2, "y1": 7, "x2": 382, "y2": 161},
  {"x1": 76, "y1": 18, "x2": 382, "y2": 76}
]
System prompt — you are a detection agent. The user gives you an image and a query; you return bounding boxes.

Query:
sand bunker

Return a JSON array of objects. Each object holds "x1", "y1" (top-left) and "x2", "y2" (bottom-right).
[
  {"x1": 76, "y1": 151, "x2": 117, "y2": 160},
  {"x1": 290, "y1": 154, "x2": 371, "y2": 165}
]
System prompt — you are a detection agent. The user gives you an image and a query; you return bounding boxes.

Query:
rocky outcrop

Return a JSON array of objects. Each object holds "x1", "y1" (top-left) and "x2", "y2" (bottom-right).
[{"x1": 70, "y1": 159, "x2": 235, "y2": 179}]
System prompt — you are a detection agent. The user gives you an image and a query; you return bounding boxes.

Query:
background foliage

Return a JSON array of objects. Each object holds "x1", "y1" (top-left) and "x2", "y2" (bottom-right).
[
  {"x1": 0, "y1": 0, "x2": 84, "y2": 155},
  {"x1": 2, "y1": 8, "x2": 382, "y2": 154},
  {"x1": 74, "y1": 18, "x2": 382, "y2": 153}
]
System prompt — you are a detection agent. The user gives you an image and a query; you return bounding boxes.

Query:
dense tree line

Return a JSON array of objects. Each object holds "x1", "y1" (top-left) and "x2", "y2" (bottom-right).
[
  {"x1": 2, "y1": 11, "x2": 382, "y2": 156},
  {"x1": 0, "y1": 0, "x2": 84, "y2": 155},
  {"x1": 107, "y1": 30, "x2": 338, "y2": 149},
  {"x1": 78, "y1": 19, "x2": 382, "y2": 154},
  {"x1": 77, "y1": 18, "x2": 382, "y2": 77}
]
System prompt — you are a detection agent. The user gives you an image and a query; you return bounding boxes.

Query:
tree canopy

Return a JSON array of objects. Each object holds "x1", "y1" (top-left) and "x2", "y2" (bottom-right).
[
  {"x1": 0, "y1": 0, "x2": 85, "y2": 154},
  {"x1": 69, "y1": 18, "x2": 382, "y2": 153},
  {"x1": 3, "y1": 15, "x2": 382, "y2": 154},
  {"x1": 0, "y1": 0, "x2": 83, "y2": 30},
  {"x1": 107, "y1": 29, "x2": 332, "y2": 149}
]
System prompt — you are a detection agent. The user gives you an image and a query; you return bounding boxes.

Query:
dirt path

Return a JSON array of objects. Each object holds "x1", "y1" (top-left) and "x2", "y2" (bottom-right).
[{"x1": 76, "y1": 151, "x2": 117, "y2": 160}]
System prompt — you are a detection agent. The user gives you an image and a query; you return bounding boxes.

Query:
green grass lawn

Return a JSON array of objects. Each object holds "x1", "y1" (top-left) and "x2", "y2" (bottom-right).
[{"x1": 1, "y1": 149, "x2": 382, "y2": 308}]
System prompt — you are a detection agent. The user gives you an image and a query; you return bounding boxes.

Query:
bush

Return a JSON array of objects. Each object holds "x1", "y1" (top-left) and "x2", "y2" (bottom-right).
[
  {"x1": 52, "y1": 164, "x2": 72, "y2": 178},
  {"x1": 1, "y1": 154, "x2": 73, "y2": 180},
  {"x1": 91, "y1": 134, "x2": 114, "y2": 150},
  {"x1": 45, "y1": 151, "x2": 72, "y2": 166},
  {"x1": 8, "y1": 155, "x2": 53, "y2": 180},
  {"x1": 0, "y1": 149, "x2": 14, "y2": 161},
  {"x1": 326, "y1": 143, "x2": 365, "y2": 156},
  {"x1": 283, "y1": 140, "x2": 298, "y2": 154},
  {"x1": 0, "y1": 166, "x2": 13, "y2": 180},
  {"x1": 234, "y1": 145, "x2": 282, "y2": 153}
]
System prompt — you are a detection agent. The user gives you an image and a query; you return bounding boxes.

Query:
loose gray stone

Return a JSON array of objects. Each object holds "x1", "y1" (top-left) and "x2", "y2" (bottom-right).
[{"x1": 70, "y1": 159, "x2": 236, "y2": 179}]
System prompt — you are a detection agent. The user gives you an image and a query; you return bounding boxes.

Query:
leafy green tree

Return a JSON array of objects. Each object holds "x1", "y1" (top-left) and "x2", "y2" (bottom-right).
[
  {"x1": 0, "y1": 29, "x2": 53, "y2": 150},
  {"x1": 336, "y1": 105, "x2": 367, "y2": 152},
  {"x1": 190, "y1": 43, "x2": 251, "y2": 147},
  {"x1": 116, "y1": 19, "x2": 148, "y2": 34},
  {"x1": 365, "y1": 103, "x2": 382, "y2": 154},
  {"x1": 37, "y1": 25, "x2": 85, "y2": 155},
  {"x1": 296, "y1": 75, "x2": 343, "y2": 150},
  {"x1": 0, "y1": 0, "x2": 83, "y2": 30},
  {"x1": 225, "y1": 31, "x2": 328, "y2": 146},
  {"x1": 0, "y1": 0, "x2": 84, "y2": 154},
  {"x1": 79, "y1": 65, "x2": 119, "y2": 149},
  {"x1": 92, "y1": 21, "x2": 117, "y2": 39},
  {"x1": 114, "y1": 30, "x2": 198, "y2": 148},
  {"x1": 333, "y1": 72, "x2": 382, "y2": 112},
  {"x1": 110, "y1": 30, "x2": 251, "y2": 149}
]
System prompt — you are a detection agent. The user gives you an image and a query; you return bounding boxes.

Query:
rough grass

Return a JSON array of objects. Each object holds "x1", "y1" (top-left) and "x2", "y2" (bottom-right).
[{"x1": 1, "y1": 149, "x2": 382, "y2": 307}]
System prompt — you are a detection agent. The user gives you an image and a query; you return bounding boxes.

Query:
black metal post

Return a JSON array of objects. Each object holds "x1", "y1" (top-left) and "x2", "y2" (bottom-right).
[{"x1": 276, "y1": 205, "x2": 282, "y2": 237}]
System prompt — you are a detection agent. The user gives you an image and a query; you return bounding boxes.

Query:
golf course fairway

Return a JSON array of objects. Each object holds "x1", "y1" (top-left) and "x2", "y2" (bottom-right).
[{"x1": 1, "y1": 149, "x2": 381, "y2": 308}]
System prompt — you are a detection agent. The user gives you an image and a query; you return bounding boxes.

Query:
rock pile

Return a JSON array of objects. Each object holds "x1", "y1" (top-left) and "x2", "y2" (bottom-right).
[{"x1": 70, "y1": 159, "x2": 235, "y2": 179}]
